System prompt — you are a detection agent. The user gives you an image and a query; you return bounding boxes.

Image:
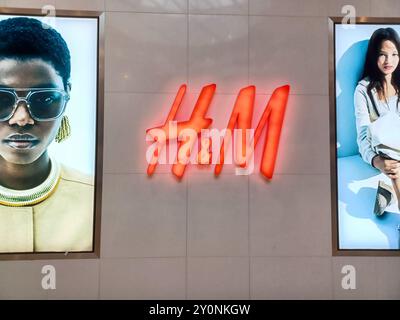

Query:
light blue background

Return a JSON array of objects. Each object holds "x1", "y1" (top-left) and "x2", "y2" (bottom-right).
[
  {"x1": 336, "y1": 24, "x2": 400, "y2": 250},
  {"x1": 0, "y1": 15, "x2": 98, "y2": 175}
]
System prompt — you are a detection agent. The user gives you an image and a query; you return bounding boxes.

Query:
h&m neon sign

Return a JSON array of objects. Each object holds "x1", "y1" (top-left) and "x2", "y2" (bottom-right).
[{"x1": 146, "y1": 84, "x2": 290, "y2": 180}]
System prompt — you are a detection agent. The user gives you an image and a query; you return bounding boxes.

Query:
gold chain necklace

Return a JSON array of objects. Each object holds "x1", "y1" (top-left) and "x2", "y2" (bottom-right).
[{"x1": 0, "y1": 157, "x2": 61, "y2": 207}]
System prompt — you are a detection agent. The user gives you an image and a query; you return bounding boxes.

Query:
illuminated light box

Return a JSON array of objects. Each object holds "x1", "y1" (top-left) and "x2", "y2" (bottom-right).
[
  {"x1": 0, "y1": 8, "x2": 104, "y2": 261},
  {"x1": 330, "y1": 17, "x2": 400, "y2": 256}
]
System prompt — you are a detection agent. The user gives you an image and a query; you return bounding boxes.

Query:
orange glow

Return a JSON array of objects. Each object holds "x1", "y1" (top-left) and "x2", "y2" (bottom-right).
[
  {"x1": 255, "y1": 85, "x2": 290, "y2": 179},
  {"x1": 146, "y1": 84, "x2": 215, "y2": 179},
  {"x1": 214, "y1": 85, "x2": 290, "y2": 179},
  {"x1": 146, "y1": 84, "x2": 290, "y2": 180},
  {"x1": 146, "y1": 84, "x2": 186, "y2": 176},
  {"x1": 214, "y1": 86, "x2": 255, "y2": 175}
]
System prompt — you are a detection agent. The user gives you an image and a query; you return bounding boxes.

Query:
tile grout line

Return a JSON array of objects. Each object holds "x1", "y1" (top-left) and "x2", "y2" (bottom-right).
[
  {"x1": 247, "y1": 0, "x2": 251, "y2": 301},
  {"x1": 97, "y1": 0, "x2": 108, "y2": 300},
  {"x1": 102, "y1": 11, "x2": 335, "y2": 18},
  {"x1": 247, "y1": 0, "x2": 250, "y2": 87},
  {"x1": 374, "y1": 256, "x2": 378, "y2": 299},
  {"x1": 104, "y1": 90, "x2": 329, "y2": 96},
  {"x1": 186, "y1": 0, "x2": 190, "y2": 88},
  {"x1": 103, "y1": 172, "x2": 332, "y2": 176},
  {"x1": 331, "y1": 257, "x2": 335, "y2": 300},
  {"x1": 100, "y1": 255, "x2": 334, "y2": 260},
  {"x1": 185, "y1": 175, "x2": 189, "y2": 299},
  {"x1": 185, "y1": 1, "x2": 189, "y2": 301},
  {"x1": 98, "y1": 258, "x2": 101, "y2": 300},
  {"x1": 248, "y1": 175, "x2": 251, "y2": 299}
]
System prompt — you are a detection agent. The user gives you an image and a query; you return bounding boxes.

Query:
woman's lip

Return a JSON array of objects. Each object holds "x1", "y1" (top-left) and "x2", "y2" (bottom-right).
[
  {"x1": 3, "y1": 134, "x2": 40, "y2": 149},
  {"x1": 5, "y1": 133, "x2": 39, "y2": 141},
  {"x1": 3, "y1": 140, "x2": 40, "y2": 149}
]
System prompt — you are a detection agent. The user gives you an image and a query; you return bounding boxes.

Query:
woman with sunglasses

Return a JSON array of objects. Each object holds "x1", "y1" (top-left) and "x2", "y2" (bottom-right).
[{"x1": 0, "y1": 17, "x2": 94, "y2": 253}]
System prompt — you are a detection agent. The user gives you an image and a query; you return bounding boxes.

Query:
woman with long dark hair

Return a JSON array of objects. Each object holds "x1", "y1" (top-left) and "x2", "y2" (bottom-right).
[{"x1": 355, "y1": 27, "x2": 400, "y2": 215}]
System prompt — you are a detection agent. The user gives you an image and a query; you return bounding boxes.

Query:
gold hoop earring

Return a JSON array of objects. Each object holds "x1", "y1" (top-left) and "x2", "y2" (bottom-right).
[{"x1": 55, "y1": 115, "x2": 71, "y2": 143}]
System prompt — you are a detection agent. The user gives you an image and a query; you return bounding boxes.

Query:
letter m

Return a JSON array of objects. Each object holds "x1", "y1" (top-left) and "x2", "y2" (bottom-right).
[{"x1": 215, "y1": 85, "x2": 290, "y2": 179}]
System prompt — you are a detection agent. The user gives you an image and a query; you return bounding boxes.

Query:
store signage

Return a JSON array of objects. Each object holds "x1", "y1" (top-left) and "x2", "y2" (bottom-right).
[{"x1": 146, "y1": 84, "x2": 290, "y2": 180}]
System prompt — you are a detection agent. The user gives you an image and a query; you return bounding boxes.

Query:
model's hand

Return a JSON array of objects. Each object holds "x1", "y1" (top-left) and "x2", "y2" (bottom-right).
[{"x1": 373, "y1": 155, "x2": 400, "y2": 179}]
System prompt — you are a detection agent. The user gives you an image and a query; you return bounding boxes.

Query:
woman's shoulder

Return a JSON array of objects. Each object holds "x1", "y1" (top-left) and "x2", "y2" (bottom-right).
[
  {"x1": 59, "y1": 165, "x2": 94, "y2": 187},
  {"x1": 356, "y1": 77, "x2": 370, "y2": 89},
  {"x1": 355, "y1": 77, "x2": 371, "y2": 95}
]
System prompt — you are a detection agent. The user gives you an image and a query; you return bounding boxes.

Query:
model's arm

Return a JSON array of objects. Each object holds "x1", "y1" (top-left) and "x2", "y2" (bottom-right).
[
  {"x1": 355, "y1": 87, "x2": 400, "y2": 177},
  {"x1": 354, "y1": 86, "x2": 378, "y2": 166}
]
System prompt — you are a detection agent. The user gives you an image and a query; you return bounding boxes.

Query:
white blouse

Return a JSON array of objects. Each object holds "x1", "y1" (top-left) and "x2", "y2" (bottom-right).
[{"x1": 354, "y1": 78, "x2": 400, "y2": 165}]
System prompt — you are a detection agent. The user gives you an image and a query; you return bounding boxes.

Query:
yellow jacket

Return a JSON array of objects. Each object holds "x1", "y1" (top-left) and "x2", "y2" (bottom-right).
[{"x1": 0, "y1": 166, "x2": 94, "y2": 253}]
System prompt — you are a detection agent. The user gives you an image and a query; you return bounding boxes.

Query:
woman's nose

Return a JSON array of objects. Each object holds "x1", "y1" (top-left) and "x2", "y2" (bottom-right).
[
  {"x1": 384, "y1": 55, "x2": 390, "y2": 63},
  {"x1": 8, "y1": 102, "x2": 34, "y2": 126}
]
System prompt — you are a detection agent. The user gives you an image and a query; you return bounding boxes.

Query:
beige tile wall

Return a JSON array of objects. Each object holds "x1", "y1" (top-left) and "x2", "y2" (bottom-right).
[{"x1": 0, "y1": 0, "x2": 398, "y2": 300}]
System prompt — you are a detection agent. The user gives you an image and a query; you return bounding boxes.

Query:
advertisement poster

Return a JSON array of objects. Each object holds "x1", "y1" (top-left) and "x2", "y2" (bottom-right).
[
  {"x1": 0, "y1": 12, "x2": 102, "y2": 258},
  {"x1": 332, "y1": 18, "x2": 400, "y2": 252}
]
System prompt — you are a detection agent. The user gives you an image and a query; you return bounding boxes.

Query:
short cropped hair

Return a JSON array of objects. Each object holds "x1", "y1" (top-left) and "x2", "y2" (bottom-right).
[{"x1": 0, "y1": 17, "x2": 71, "y2": 87}]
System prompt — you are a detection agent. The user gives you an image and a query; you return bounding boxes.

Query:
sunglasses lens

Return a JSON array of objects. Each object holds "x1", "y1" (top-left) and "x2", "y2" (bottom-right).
[
  {"x1": 0, "y1": 91, "x2": 15, "y2": 120},
  {"x1": 30, "y1": 91, "x2": 66, "y2": 120}
]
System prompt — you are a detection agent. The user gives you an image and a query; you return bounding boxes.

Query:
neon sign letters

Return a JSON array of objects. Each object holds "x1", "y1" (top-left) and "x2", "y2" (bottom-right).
[{"x1": 146, "y1": 84, "x2": 290, "y2": 180}]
